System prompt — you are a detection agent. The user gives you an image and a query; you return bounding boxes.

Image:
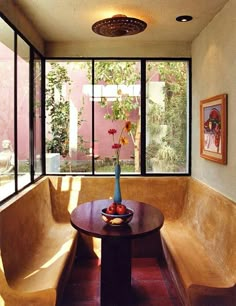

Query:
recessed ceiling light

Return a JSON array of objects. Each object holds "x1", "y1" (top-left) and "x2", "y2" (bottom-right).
[{"x1": 176, "y1": 15, "x2": 193, "y2": 22}]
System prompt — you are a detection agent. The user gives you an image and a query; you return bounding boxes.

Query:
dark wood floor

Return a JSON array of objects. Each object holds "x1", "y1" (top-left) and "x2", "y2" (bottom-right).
[{"x1": 61, "y1": 256, "x2": 183, "y2": 306}]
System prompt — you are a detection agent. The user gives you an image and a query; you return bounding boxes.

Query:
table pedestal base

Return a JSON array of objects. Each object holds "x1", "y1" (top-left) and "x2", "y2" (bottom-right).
[{"x1": 101, "y1": 237, "x2": 132, "y2": 306}]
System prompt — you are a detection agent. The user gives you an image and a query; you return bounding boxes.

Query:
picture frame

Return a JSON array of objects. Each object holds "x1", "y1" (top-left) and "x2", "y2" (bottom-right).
[{"x1": 200, "y1": 94, "x2": 227, "y2": 164}]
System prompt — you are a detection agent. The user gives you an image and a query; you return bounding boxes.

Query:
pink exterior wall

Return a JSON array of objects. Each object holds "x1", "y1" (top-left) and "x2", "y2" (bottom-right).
[
  {"x1": 0, "y1": 42, "x2": 15, "y2": 155},
  {"x1": 0, "y1": 42, "x2": 30, "y2": 160},
  {"x1": 1, "y1": 53, "x2": 140, "y2": 163},
  {"x1": 52, "y1": 63, "x2": 140, "y2": 162},
  {"x1": 17, "y1": 53, "x2": 30, "y2": 160}
]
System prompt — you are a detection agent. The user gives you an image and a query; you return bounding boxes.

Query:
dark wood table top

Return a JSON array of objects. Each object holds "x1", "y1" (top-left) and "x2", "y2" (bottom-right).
[{"x1": 70, "y1": 199, "x2": 164, "y2": 239}]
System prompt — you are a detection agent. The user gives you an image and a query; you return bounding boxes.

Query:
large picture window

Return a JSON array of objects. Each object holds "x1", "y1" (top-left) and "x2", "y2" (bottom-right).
[{"x1": 45, "y1": 59, "x2": 190, "y2": 175}]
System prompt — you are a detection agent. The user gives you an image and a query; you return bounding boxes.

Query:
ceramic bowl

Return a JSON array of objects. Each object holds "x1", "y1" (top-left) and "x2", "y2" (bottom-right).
[{"x1": 101, "y1": 208, "x2": 134, "y2": 226}]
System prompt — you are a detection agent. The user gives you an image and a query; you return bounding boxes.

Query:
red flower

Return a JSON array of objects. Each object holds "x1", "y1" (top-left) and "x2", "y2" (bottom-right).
[
  {"x1": 108, "y1": 129, "x2": 117, "y2": 135},
  {"x1": 108, "y1": 121, "x2": 133, "y2": 165},
  {"x1": 112, "y1": 143, "x2": 121, "y2": 149}
]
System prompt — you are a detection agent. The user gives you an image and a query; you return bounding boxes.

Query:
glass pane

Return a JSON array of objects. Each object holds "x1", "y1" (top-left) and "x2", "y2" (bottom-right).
[
  {"x1": 94, "y1": 60, "x2": 141, "y2": 174},
  {"x1": 0, "y1": 18, "x2": 15, "y2": 201},
  {"x1": 146, "y1": 61, "x2": 189, "y2": 173},
  {"x1": 45, "y1": 61, "x2": 92, "y2": 173},
  {"x1": 34, "y1": 52, "x2": 42, "y2": 178},
  {"x1": 17, "y1": 36, "x2": 30, "y2": 189}
]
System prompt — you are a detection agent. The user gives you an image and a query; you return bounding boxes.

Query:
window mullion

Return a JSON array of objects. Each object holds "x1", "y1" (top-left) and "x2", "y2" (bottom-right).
[
  {"x1": 14, "y1": 32, "x2": 18, "y2": 191},
  {"x1": 140, "y1": 59, "x2": 146, "y2": 175},
  {"x1": 29, "y1": 49, "x2": 34, "y2": 181},
  {"x1": 92, "y1": 59, "x2": 95, "y2": 174}
]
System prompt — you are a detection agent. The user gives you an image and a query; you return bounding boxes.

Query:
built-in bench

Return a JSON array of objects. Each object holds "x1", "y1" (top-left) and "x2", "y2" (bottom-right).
[
  {"x1": 0, "y1": 177, "x2": 78, "y2": 306},
  {"x1": 48, "y1": 175, "x2": 236, "y2": 305},
  {"x1": 1, "y1": 176, "x2": 235, "y2": 305},
  {"x1": 48, "y1": 176, "x2": 188, "y2": 259},
  {"x1": 161, "y1": 178, "x2": 236, "y2": 306}
]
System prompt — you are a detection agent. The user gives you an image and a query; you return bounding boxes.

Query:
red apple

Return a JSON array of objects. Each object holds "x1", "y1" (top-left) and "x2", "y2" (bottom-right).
[
  {"x1": 106, "y1": 203, "x2": 117, "y2": 215},
  {"x1": 116, "y1": 204, "x2": 127, "y2": 215}
]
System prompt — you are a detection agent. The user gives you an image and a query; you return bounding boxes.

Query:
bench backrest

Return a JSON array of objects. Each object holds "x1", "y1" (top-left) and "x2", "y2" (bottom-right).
[
  {"x1": 48, "y1": 176, "x2": 188, "y2": 258},
  {"x1": 0, "y1": 177, "x2": 54, "y2": 282},
  {"x1": 48, "y1": 176, "x2": 188, "y2": 221},
  {"x1": 183, "y1": 178, "x2": 236, "y2": 280}
]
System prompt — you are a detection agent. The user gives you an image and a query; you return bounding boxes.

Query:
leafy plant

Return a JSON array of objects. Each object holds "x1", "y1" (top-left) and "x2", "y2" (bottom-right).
[
  {"x1": 46, "y1": 63, "x2": 71, "y2": 157},
  {"x1": 85, "y1": 60, "x2": 187, "y2": 172},
  {"x1": 147, "y1": 100, "x2": 164, "y2": 136},
  {"x1": 146, "y1": 61, "x2": 187, "y2": 171},
  {"x1": 87, "y1": 61, "x2": 140, "y2": 120},
  {"x1": 151, "y1": 144, "x2": 178, "y2": 172},
  {"x1": 46, "y1": 62, "x2": 86, "y2": 159},
  {"x1": 85, "y1": 61, "x2": 141, "y2": 171},
  {"x1": 146, "y1": 141, "x2": 160, "y2": 170},
  {"x1": 157, "y1": 62, "x2": 187, "y2": 168}
]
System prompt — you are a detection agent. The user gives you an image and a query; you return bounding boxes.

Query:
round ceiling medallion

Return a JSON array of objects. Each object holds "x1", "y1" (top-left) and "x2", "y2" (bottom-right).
[{"x1": 92, "y1": 14, "x2": 147, "y2": 37}]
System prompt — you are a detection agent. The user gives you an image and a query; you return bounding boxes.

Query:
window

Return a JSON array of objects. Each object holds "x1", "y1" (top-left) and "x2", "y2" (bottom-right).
[
  {"x1": 17, "y1": 35, "x2": 30, "y2": 188},
  {"x1": 94, "y1": 60, "x2": 141, "y2": 174},
  {"x1": 0, "y1": 15, "x2": 44, "y2": 204},
  {"x1": 0, "y1": 18, "x2": 15, "y2": 201},
  {"x1": 33, "y1": 51, "x2": 43, "y2": 179},
  {"x1": 146, "y1": 61, "x2": 190, "y2": 173},
  {"x1": 45, "y1": 60, "x2": 92, "y2": 173},
  {"x1": 45, "y1": 59, "x2": 190, "y2": 175}
]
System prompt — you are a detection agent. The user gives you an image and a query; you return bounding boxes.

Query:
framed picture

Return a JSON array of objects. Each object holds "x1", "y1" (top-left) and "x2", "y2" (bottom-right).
[{"x1": 200, "y1": 94, "x2": 227, "y2": 164}]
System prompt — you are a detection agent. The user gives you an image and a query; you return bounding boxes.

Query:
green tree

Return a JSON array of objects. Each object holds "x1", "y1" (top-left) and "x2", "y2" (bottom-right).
[
  {"x1": 85, "y1": 60, "x2": 187, "y2": 172},
  {"x1": 46, "y1": 63, "x2": 71, "y2": 157},
  {"x1": 147, "y1": 61, "x2": 187, "y2": 171},
  {"x1": 159, "y1": 62, "x2": 187, "y2": 169},
  {"x1": 86, "y1": 61, "x2": 141, "y2": 171}
]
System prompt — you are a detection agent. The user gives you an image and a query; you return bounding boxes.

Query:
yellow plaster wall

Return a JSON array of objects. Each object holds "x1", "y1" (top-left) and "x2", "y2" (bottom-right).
[
  {"x1": 191, "y1": 0, "x2": 236, "y2": 201},
  {"x1": 0, "y1": 0, "x2": 44, "y2": 54}
]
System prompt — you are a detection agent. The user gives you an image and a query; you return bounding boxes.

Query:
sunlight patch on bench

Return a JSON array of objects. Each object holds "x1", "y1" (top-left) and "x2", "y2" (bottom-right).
[{"x1": 40, "y1": 239, "x2": 73, "y2": 269}]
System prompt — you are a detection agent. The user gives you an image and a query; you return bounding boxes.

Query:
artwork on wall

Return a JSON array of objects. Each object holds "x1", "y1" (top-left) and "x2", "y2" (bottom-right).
[{"x1": 200, "y1": 94, "x2": 227, "y2": 164}]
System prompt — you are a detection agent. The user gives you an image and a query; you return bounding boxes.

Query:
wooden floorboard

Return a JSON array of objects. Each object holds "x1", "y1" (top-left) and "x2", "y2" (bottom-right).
[{"x1": 61, "y1": 256, "x2": 183, "y2": 306}]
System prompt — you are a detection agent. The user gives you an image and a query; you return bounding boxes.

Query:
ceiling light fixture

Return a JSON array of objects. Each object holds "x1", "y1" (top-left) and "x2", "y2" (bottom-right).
[
  {"x1": 92, "y1": 14, "x2": 147, "y2": 37},
  {"x1": 176, "y1": 15, "x2": 193, "y2": 22}
]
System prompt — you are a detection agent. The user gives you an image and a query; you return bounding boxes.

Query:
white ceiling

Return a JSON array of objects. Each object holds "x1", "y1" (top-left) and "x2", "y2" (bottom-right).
[{"x1": 14, "y1": 0, "x2": 228, "y2": 43}]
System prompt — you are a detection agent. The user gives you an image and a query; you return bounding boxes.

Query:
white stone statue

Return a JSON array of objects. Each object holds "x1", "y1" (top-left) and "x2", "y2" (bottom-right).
[{"x1": 0, "y1": 140, "x2": 15, "y2": 174}]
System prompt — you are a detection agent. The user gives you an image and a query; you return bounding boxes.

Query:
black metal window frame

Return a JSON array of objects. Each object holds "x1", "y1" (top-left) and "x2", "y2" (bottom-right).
[
  {"x1": 45, "y1": 58, "x2": 192, "y2": 177},
  {"x1": 0, "y1": 13, "x2": 45, "y2": 205}
]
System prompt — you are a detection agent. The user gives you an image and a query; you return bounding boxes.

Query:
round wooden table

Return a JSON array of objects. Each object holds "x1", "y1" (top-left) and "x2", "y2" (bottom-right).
[{"x1": 70, "y1": 199, "x2": 164, "y2": 306}]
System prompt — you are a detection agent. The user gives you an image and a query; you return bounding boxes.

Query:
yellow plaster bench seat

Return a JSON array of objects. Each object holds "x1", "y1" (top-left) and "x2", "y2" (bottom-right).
[
  {"x1": 1, "y1": 175, "x2": 235, "y2": 306},
  {"x1": 161, "y1": 178, "x2": 236, "y2": 306},
  {"x1": 47, "y1": 175, "x2": 236, "y2": 305},
  {"x1": 0, "y1": 177, "x2": 78, "y2": 306}
]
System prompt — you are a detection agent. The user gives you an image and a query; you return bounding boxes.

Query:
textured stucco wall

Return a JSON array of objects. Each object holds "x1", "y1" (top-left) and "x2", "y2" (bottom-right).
[
  {"x1": 0, "y1": 0, "x2": 44, "y2": 54},
  {"x1": 191, "y1": 0, "x2": 236, "y2": 201},
  {"x1": 45, "y1": 40, "x2": 191, "y2": 57}
]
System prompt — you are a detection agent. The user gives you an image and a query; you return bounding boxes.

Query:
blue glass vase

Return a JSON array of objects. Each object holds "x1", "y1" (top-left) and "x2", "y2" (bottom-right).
[{"x1": 113, "y1": 163, "x2": 122, "y2": 204}]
